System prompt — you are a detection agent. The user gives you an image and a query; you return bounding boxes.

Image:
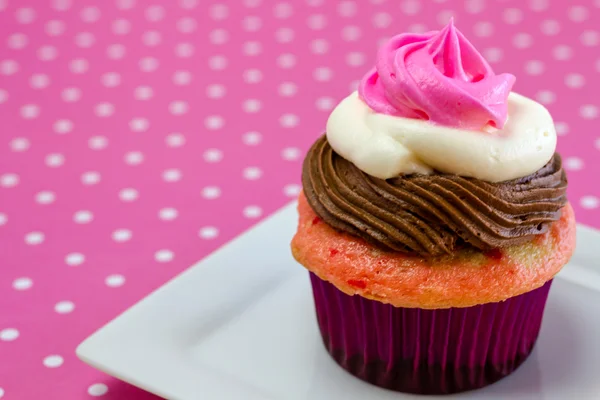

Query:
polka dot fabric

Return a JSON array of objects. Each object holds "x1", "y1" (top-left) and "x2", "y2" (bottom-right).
[{"x1": 0, "y1": 0, "x2": 598, "y2": 398}]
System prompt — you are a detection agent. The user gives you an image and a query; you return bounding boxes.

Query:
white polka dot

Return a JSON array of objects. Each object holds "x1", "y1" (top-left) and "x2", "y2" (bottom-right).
[
  {"x1": 95, "y1": 102, "x2": 115, "y2": 117},
  {"x1": 30, "y1": 73, "x2": 50, "y2": 89},
  {"x1": 503, "y1": 8, "x2": 523, "y2": 24},
  {"x1": 175, "y1": 43, "x2": 194, "y2": 58},
  {"x1": 166, "y1": 133, "x2": 185, "y2": 147},
  {"x1": 81, "y1": 171, "x2": 101, "y2": 185},
  {"x1": 13, "y1": 277, "x2": 32, "y2": 290},
  {"x1": 112, "y1": 229, "x2": 132, "y2": 242},
  {"x1": 119, "y1": 188, "x2": 138, "y2": 202},
  {"x1": 243, "y1": 41, "x2": 262, "y2": 56},
  {"x1": 243, "y1": 131, "x2": 262, "y2": 146},
  {"x1": 53, "y1": 119, "x2": 73, "y2": 134},
  {"x1": 81, "y1": 6, "x2": 100, "y2": 22},
  {"x1": 540, "y1": 19, "x2": 560, "y2": 36},
  {"x1": 535, "y1": 90, "x2": 556, "y2": 104},
  {"x1": 145, "y1": 5, "x2": 164, "y2": 22},
  {"x1": 139, "y1": 57, "x2": 159, "y2": 72},
  {"x1": 25, "y1": 232, "x2": 44, "y2": 245},
  {"x1": 482, "y1": 47, "x2": 503, "y2": 63},
  {"x1": 275, "y1": 27, "x2": 295, "y2": 43},
  {"x1": 112, "y1": 19, "x2": 130, "y2": 35},
  {"x1": 201, "y1": 186, "x2": 221, "y2": 199},
  {"x1": 73, "y1": 210, "x2": 93, "y2": 224},
  {"x1": 0, "y1": 89, "x2": 7, "y2": 103},
  {"x1": 10, "y1": 137, "x2": 29, "y2": 152},
  {"x1": 102, "y1": 72, "x2": 121, "y2": 88},
  {"x1": 75, "y1": 32, "x2": 95, "y2": 48},
  {"x1": 124, "y1": 151, "x2": 143, "y2": 165},
  {"x1": 243, "y1": 99, "x2": 262, "y2": 113},
  {"x1": 307, "y1": 14, "x2": 327, "y2": 30},
  {"x1": 596, "y1": 137, "x2": 600, "y2": 150},
  {"x1": 180, "y1": 0, "x2": 198, "y2": 9},
  {"x1": 55, "y1": 301, "x2": 75, "y2": 314},
  {"x1": 209, "y1": 28, "x2": 228, "y2": 44},
  {"x1": 281, "y1": 147, "x2": 301, "y2": 160},
  {"x1": 400, "y1": 0, "x2": 421, "y2": 15},
  {"x1": 61, "y1": 88, "x2": 81, "y2": 102},
  {"x1": 206, "y1": 84, "x2": 225, "y2": 98},
  {"x1": 20, "y1": 104, "x2": 39, "y2": 119},
  {"x1": 105, "y1": 274, "x2": 125, "y2": 287},
  {"x1": 209, "y1": 55, "x2": 228, "y2": 70},
  {"x1": 277, "y1": 53, "x2": 296, "y2": 69},
  {"x1": 513, "y1": 33, "x2": 533, "y2": 49},
  {"x1": 203, "y1": 148, "x2": 223, "y2": 162},
  {"x1": 274, "y1": 2, "x2": 294, "y2": 19},
  {"x1": 244, "y1": 0, "x2": 262, "y2": 7},
  {"x1": 311, "y1": 39, "x2": 329, "y2": 54},
  {"x1": 346, "y1": 52, "x2": 365, "y2": 67},
  {"x1": 69, "y1": 58, "x2": 89, "y2": 74},
  {"x1": 162, "y1": 169, "x2": 182, "y2": 182},
  {"x1": 0, "y1": 173, "x2": 19, "y2": 188},
  {"x1": 473, "y1": 21, "x2": 493, "y2": 38},
  {"x1": 46, "y1": 153, "x2": 65, "y2": 167},
  {"x1": 569, "y1": 5, "x2": 588, "y2": 22},
  {"x1": 555, "y1": 122, "x2": 569, "y2": 136},
  {"x1": 437, "y1": 10, "x2": 456, "y2": 26},
  {"x1": 0, "y1": 328, "x2": 19, "y2": 341},
  {"x1": 580, "y1": 105, "x2": 599, "y2": 120},
  {"x1": 88, "y1": 383, "x2": 109, "y2": 397},
  {"x1": 65, "y1": 252, "x2": 85, "y2": 266},
  {"x1": 0, "y1": 213, "x2": 7, "y2": 226},
  {"x1": 243, "y1": 205, "x2": 263, "y2": 219},
  {"x1": 336, "y1": 0, "x2": 356, "y2": 17},
  {"x1": 1, "y1": 60, "x2": 19, "y2": 75},
  {"x1": 52, "y1": 0, "x2": 72, "y2": 11},
  {"x1": 581, "y1": 30, "x2": 600, "y2": 47},
  {"x1": 372, "y1": 12, "x2": 392, "y2": 29},
  {"x1": 307, "y1": 0, "x2": 324, "y2": 5},
  {"x1": 283, "y1": 183, "x2": 301, "y2": 197},
  {"x1": 210, "y1": 3, "x2": 229, "y2": 19},
  {"x1": 169, "y1": 101, "x2": 189, "y2": 115},
  {"x1": 553, "y1": 45, "x2": 573, "y2": 61},
  {"x1": 170, "y1": 71, "x2": 191, "y2": 87},
  {"x1": 158, "y1": 208, "x2": 178, "y2": 220},
  {"x1": 130, "y1": 118, "x2": 149, "y2": 132},
  {"x1": 313, "y1": 67, "x2": 332, "y2": 82},
  {"x1": 243, "y1": 167, "x2": 263, "y2": 180},
  {"x1": 177, "y1": 17, "x2": 197, "y2": 34},
  {"x1": 88, "y1": 136, "x2": 108, "y2": 150},
  {"x1": 155, "y1": 249, "x2": 174, "y2": 263},
  {"x1": 134, "y1": 86, "x2": 153, "y2": 100},
  {"x1": 278, "y1": 82, "x2": 297, "y2": 97},
  {"x1": 15, "y1": 7, "x2": 36, "y2": 24},
  {"x1": 142, "y1": 30, "x2": 161, "y2": 46},
  {"x1": 243, "y1": 69, "x2": 262, "y2": 84},
  {"x1": 199, "y1": 226, "x2": 219, "y2": 239},
  {"x1": 341, "y1": 25, "x2": 361, "y2": 41},
  {"x1": 581, "y1": 196, "x2": 599, "y2": 209},
  {"x1": 0, "y1": 387, "x2": 4, "y2": 398},
  {"x1": 465, "y1": 0, "x2": 485, "y2": 13},
  {"x1": 43, "y1": 355, "x2": 64, "y2": 368},
  {"x1": 46, "y1": 20, "x2": 65, "y2": 36},
  {"x1": 205, "y1": 116, "x2": 224, "y2": 130},
  {"x1": 106, "y1": 44, "x2": 126, "y2": 59},
  {"x1": 280, "y1": 113, "x2": 299, "y2": 128},
  {"x1": 564, "y1": 157, "x2": 584, "y2": 171},
  {"x1": 408, "y1": 24, "x2": 428, "y2": 34},
  {"x1": 565, "y1": 73, "x2": 585, "y2": 89},
  {"x1": 243, "y1": 16, "x2": 262, "y2": 32},
  {"x1": 36, "y1": 191, "x2": 56, "y2": 204},
  {"x1": 7, "y1": 33, "x2": 28, "y2": 49},
  {"x1": 115, "y1": 0, "x2": 135, "y2": 10},
  {"x1": 529, "y1": 0, "x2": 548, "y2": 11},
  {"x1": 525, "y1": 60, "x2": 545, "y2": 75},
  {"x1": 316, "y1": 97, "x2": 335, "y2": 111}
]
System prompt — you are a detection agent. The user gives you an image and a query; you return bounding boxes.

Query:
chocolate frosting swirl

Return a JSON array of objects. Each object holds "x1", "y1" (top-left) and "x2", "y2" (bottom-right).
[{"x1": 302, "y1": 135, "x2": 568, "y2": 257}]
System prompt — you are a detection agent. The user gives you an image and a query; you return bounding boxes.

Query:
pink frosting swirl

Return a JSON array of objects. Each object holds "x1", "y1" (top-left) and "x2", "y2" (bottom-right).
[{"x1": 359, "y1": 20, "x2": 516, "y2": 130}]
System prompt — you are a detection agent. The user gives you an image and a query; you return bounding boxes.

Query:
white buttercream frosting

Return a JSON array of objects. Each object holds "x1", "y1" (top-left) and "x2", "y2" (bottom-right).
[{"x1": 326, "y1": 91, "x2": 557, "y2": 183}]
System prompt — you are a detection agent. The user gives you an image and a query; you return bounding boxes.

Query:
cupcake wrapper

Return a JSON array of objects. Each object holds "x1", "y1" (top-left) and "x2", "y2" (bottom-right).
[{"x1": 309, "y1": 272, "x2": 552, "y2": 395}]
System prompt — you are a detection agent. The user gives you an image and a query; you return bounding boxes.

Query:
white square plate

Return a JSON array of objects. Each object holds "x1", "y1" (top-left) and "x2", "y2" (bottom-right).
[{"x1": 77, "y1": 202, "x2": 600, "y2": 400}]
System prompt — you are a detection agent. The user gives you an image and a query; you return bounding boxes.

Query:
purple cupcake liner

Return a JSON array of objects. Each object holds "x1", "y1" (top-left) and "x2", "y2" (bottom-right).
[{"x1": 309, "y1": 272, "x2": 552, "y2": 395}]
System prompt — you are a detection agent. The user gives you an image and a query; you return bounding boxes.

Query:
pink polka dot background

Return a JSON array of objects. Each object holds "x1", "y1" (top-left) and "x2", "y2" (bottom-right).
[{"x1": 0, "y1": 0, "x2": 599, "y2": 398}]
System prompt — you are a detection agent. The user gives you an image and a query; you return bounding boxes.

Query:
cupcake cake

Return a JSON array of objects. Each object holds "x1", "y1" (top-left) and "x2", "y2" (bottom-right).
[{"x1": 291, "y1": 21, "x2": 576, "y2": 394}]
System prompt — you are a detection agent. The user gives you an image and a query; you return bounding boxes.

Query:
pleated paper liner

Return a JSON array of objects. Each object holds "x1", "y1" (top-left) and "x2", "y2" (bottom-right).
[{"x1": 310, "y1": 272, "x2": 552, "y2": 395}]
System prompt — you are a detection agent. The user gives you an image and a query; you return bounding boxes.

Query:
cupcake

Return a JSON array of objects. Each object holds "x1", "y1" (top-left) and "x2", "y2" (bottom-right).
[{"x1": 291, "y1": 20, "x2": 576, "y2": 395}]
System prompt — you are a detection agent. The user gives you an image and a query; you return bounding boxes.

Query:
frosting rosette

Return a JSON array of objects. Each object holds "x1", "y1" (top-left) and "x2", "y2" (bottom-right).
[{"x1": 359, "y1": 19, "x2": 516, "y2": 130}]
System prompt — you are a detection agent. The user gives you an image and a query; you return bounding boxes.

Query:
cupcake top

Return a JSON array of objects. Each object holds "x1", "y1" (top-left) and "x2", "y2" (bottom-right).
[{"x1": 302, "y1": 21, "x2": 568, "y2": 257}]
